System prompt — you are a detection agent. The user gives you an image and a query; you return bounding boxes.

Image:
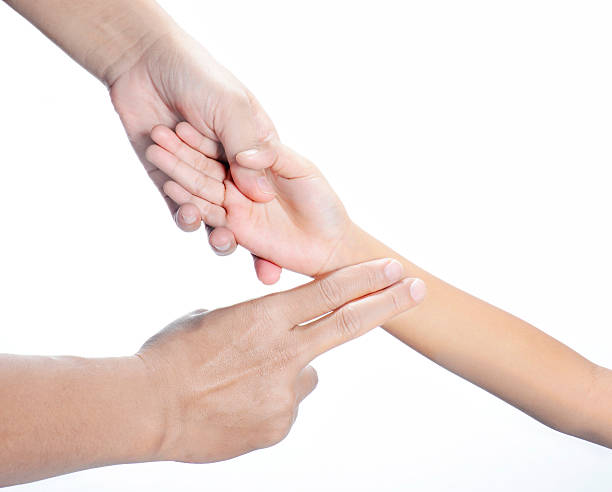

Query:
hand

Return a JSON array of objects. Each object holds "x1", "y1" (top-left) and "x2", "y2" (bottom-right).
[
  {"x1": 146, "y1": 123, "x2": 357, "y2": 283},
  {"x1": 137, "y1": 259, "x2": 424, "y2": 463},
  {"x1": 108, "y1": 29, "x2": 281, "y2": 274}
]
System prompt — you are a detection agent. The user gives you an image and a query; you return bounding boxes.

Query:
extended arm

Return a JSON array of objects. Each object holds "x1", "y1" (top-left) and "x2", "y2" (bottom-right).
[
  {"x1": 0, "y1": 355, "x2": 158, "y2": 486},
  {"x1": 4, "y1": 0, "x2": 173, "y2": 85},
  {"x1": 337, "y1": 226, "x2": 612, "y2": 447}
]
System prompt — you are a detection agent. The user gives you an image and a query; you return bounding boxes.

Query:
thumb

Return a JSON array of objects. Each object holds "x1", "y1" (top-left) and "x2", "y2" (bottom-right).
[{"x1": 214, "y1": 88, "x2": 280, "y2": 203}]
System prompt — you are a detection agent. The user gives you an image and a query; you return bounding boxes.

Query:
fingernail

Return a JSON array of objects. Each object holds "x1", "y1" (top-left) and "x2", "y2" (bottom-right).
[
  {"x1": 237, "y1": 149, "x2": 259, "y2": 160},
  {"x1": 257, "y1": 175, "x2": 275, "y2": 195},
  {"x1": 215, "y1": 240, "x2": 233, "y2": 252},
  {"x1": 182, "y1": 211, "x2": 197, "y2": 224},
  {"x1": 384, "y1": 260, "x2": 403, "y2": 282},
  {"x1": 409, "y1": 279, "x2": 427, "y2": 303}
]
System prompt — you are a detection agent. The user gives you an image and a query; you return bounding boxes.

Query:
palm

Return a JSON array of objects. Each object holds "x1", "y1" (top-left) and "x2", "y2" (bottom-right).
[{"x1": 223, "y1": 167, "x2": 351, "y2": 276}]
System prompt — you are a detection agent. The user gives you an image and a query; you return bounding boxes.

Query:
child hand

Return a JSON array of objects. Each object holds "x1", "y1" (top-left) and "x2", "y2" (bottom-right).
[{"x1": 145, "y1": 123, "x2": 354, "y2": 282}]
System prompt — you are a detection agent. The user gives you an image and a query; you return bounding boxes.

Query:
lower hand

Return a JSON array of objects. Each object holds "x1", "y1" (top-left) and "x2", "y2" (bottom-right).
[{"x1": 136, "y1": 259, "x2": 424, "y2": 462}]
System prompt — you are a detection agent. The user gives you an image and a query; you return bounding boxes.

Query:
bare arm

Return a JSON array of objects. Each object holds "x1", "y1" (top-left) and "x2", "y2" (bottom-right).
[
  {"x1": 336, "y1": 225, "x2": 612, "y2": 447},
  {"x1": 4, "y1": 0, "x2": 175, "y2": 85},
  {"x1": 0, "y1": 355, "x2": 159, "y2": 486}
]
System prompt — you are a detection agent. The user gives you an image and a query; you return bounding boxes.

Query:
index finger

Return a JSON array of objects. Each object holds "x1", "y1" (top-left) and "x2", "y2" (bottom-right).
[
  {"x1": 266, "y1": 258, "x2": 405, "y2": 326},
  {"x1": 300, "y1": 277, "x2": 426, "y2": 361}
]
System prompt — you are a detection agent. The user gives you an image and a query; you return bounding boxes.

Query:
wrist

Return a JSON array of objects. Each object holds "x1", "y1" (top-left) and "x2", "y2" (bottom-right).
[
  {"x1": 97, "y1": 4, "x2": 182, "y2": 86},
  {"x1": 92, "y1": 355, "x2": 167, "y2": 465},
  {"x1": 122, "y1": 355, "x2": 169, "y2": 463},
  {"x1": 317, "y1": 223, "x2": 393, "y2": 276},
  {"x1": 6, "y1": 0, "x2": 181, "y2": 87}
]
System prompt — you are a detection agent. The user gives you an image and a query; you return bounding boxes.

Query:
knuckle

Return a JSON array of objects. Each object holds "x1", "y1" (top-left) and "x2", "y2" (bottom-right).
[
  {"x1": 144, "y1": 144, "x2": 157, "y2": 162},
  {"x1": 198, "y1": 200, "x2": 212, "y2": 219},
  {"x1": 279, "y1": 390, "x2": 296, "y2": 412},
  {"x1": 388, "y1": 285, "x2": 409, "y2": 312},
  {"x1": 363, "y1": 265, "x2": 382, "y2": 293},
  {"x1": 335, "y1": 304, "x2": 361, "y2": 339},
  {"x1": 308, "y1": 367, "x2": 319, "y2": 389},
  {"x1": 264, "y1": 423, "x2": 291, "y2": 447},
  {"x1": 223, "y1": 86, "x2": 252, "y2": 111},
  {"x1": 261, "y1": 392, "x2": 295, "y2": 447},
  {"x1": 193, "y1": 174, "x2": 209, "y2": 195},
  {"x1": 311, "y1": 367, "x2": 319, "y2": 389},
  {"x1": 194, "y1": 153, "x2": 210, "y2": 172},
  {"x1": 317, "y1": 277, "x2": 342, "y2": 311}
]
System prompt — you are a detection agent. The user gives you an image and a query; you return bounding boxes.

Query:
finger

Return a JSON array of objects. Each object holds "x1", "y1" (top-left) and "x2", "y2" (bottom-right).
[
  {"x1": 151, "y1": 125, "x2": 227, "y2": 182},
  {"x1": 163, "y1": 180, "x2": 227, "y2": 228},
  {"x1": 175, "y1": 122, "x2": 226, "y2": 162},
  {"x1": 272, "y1": 258, "x2": 406, "y2": 326},
  {"x1": 174, "y1": 203, "x2": 203, "y2": 232},
  {"x1": 208, "y1": 226, "x2": 238, "y2": 256},
  {"x1": 145, "y1": 144, "x2": 225, "y2": 205},
  {"x1": 295, "y1": 365, "x2": 318, "y2": 404},
  {"x1": 211, "y1": 89, "x2": 279, "y2": 203},
  {"x1": 236, "y1": 143, "x2": 318, "y2": 180},
  {"x1": 253, "y1": 255, "x2": 282, "y2": 285},
  {"x1": 303, "y1": 277, "x2": 426, "y2": 360}
]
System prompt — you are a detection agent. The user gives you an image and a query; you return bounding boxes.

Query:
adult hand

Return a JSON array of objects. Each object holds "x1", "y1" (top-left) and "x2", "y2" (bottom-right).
[
  {"x1": 138, "y1": 259, "x2": 423, "y2": 462},
  {"x1": 109, "y1": 29, "x2": 281, "y2": 274},
  {"x1": 6, "y1": 0, "x2": 278, "y2": 268}
]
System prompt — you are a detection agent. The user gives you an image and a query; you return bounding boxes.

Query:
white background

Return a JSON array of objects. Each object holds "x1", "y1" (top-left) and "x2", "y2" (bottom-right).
[{"x1": 1, "y1": 0, "x2": 612, "y2": 490}]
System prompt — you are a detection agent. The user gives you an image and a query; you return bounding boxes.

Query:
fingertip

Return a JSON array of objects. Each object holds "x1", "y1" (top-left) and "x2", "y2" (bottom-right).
[
  {"x1": 150, "y1": 124, "x2": 170, "y2": 144},
  {"x1": 175, "y1": 121, "x2": 191, "y2": 136},
  {"x1": 175, "y1": 203, "x2": 202, "y2": 232},
  {"x1": 208, "y1": 227, "x2": 237, "y2": 256},
  {"x1": 235, "y1": 146, "x2": 278, "y2": 170},
  {"x1": 254, "y1": 258, "x2": 282, "y2": 285},
  {"x1": 383, "y1": 259, "x2": 404, "y2": 282},
  {"x1": 408, "y1": 278, "x2": 427, "y2": 304}
]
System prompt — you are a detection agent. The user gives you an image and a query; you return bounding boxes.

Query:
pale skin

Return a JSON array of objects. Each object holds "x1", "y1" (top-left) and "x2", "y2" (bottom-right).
[
  {"x1": 150, "y1": 121, "x2": 612, "y2": 449},
  {"x1": 0, "y1": 260, "x2": 425, "y2": 486}
]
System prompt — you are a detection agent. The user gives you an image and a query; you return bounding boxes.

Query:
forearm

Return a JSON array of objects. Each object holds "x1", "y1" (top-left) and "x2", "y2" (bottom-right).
[
  {"x1": 336, "y1": 225, "x2": 612, "y2": 446},
  {"x1": 0, "y1": 354, "x2": 160, "y2": 486},
  {"x1": 4, "y1": 0, "x2": 178, "y2": 85}
]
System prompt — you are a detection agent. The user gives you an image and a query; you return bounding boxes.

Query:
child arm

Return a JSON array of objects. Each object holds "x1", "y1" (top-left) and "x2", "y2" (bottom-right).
[{"x1": 337, "y1": 225, "x2": 612, "y2": 447}]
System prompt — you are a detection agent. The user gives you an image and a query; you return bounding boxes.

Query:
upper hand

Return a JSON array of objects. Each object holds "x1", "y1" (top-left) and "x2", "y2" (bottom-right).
[{"x1": 108, "y1": 30, "x2": 280, "y2": 272}]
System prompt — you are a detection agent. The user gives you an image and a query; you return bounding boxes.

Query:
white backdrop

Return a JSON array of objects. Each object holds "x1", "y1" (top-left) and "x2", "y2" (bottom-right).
[{"x1": 1, "y1": 1, "x2": 612, "y2": 490}]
